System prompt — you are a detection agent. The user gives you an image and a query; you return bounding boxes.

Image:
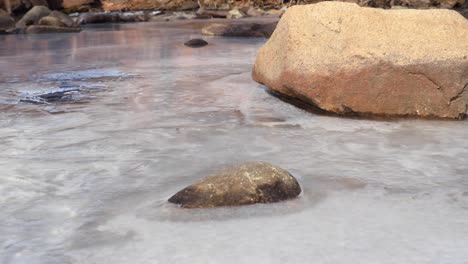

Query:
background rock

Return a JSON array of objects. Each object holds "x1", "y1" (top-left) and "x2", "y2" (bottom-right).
[
  {"x1": 168, "y1": 161, "x2": 302, "y2": 208},
  {"x1": 253, "y1": 2, "x2": 468, "y2": 119},
  {"x1": 16, "y1": 5, "x2": 50, "y2": 28},
  {"x1": 38, "y1": 15, "x2": 66, "y2": 26},
  {"x1": 100, "y1": 0, "x2": 198, "y2": 11},
  {"x1": 49, "y1": 10, "x2": 75, "y2": 27},
  {"x1": 226, "y1": 8, "x2": 244, "y2": 18},
  {"x1": 202, "y1": 21, "x2": 277, "y2": 37},
  {"x1": 62, "y1": 0, "x2": 95, "y2": 11},
  {"x1": 0, "y1": 8, "x2": 15, "y2": 30}
]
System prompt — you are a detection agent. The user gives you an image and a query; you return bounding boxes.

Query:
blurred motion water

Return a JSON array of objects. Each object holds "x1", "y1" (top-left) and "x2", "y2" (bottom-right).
[{"x1": 1, "y1": 21, "x2": 468, "y2": 264}]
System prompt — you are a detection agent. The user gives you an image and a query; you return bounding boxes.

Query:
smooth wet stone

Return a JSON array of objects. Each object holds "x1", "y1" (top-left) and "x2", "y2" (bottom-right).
[
  {"x1": 38, "y1": 16, "x2": 66, "y2": 27},
  {"x1": 168, "y1": 161, "x2": 302, "y2": 208},
  {"x1": 184, "y1": 38, "x2": 208, "y2": 48}
]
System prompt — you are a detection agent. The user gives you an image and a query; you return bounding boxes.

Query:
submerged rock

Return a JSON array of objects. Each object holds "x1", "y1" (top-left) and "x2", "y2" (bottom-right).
[
  {"x1": 184, "y1": 38, "x2": 208, "y2": 47},
  {"x1": 201, "y1": 22, "x2": 277, "y2": 37},
  {"x1": 168, "y1": 161, "x2": 301, "y2": 208},
  {"x1": 26, "y1": 25, "x2": 81, "y2": 33},
  {"x1": 252, "y1": 2, "x2": 468, "y2": 119}
]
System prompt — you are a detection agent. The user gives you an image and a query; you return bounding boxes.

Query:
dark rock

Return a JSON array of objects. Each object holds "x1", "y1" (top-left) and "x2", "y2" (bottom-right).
[
  {"x1": 25, "y1": 25, "x2": 81, "y2": 33},
  {"x1": 201, "y1": 22, "x2": 277, "y2": 38},
  {"x1": 184, "y1": 38, "x2": 208, "y2": 47},
  {"x1": 77, "y1": 12, "x2": 119, "y2": 24},
  {"x1": 20, "y1": 88, "x2": 80, "y2": 104},
  {"x1": 458, "y1": 9, "x2": 468, "y2": 19},
  {"x1": 168, "y1": 161, "x2": 302, "y2": 208},
  {"x1": 0, "y1": 9, "x2": 15, "y2": 31},
  {"x1": 47, "y1": 0, "x2": 63, "y2": 10},
  {"x1": 16, "y1": 5, "x2": 51, "y2": 28},
  {"x1": 77, "y1": 11, "x2": 148, "y2": 25},
  {"x1": 49, "y1": 11, "x2": 75, "y2": 27},
  {"x1": 22, "y1": 0, "x2": 49, "y2": 9},
  {"x1": 38, "y1": 16, "x2": 66, "y2": 27}
]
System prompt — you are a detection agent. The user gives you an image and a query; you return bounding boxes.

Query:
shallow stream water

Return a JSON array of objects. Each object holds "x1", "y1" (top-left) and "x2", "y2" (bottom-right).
[{"x1": 1, "y1": 21, "x2": 468, "y2": 264}]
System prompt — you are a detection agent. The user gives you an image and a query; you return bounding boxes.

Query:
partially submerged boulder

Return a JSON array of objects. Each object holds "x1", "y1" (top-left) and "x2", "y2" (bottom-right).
[
  {"x1": 252, "y1": 2, "x2": 468, "y2": 119},
  {"x1": 202, "y1": 22, "x2": 277, "y2": 37},
  {"x1": 168, "y1": 161, "x2": 301, "y2": 208}
]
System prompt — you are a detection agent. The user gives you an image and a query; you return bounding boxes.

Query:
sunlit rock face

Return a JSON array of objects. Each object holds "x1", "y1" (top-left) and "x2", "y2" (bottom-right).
[
  {"x1": 168, "y1": 161, "x2": 302, "y2": 208},
  {"x1": 253, "y1": 2, "x2": 468, "y2": 120}
]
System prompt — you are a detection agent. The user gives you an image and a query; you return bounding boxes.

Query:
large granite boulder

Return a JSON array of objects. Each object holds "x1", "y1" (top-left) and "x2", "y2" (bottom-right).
[
  {"x1": 252, "y1": 2, "x2": 468, "y2": 119},
  {"x1": 168, "y1": 161, "x2": 301, "y2": 208}
]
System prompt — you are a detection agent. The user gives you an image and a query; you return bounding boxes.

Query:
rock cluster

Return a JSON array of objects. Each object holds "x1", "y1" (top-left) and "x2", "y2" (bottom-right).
[
  {"x1": 2, "y1": 5, "x2": 80, "y2": 33},
  {"x1": 168, "y1": 161, "x2": 302, "y2": 208},
  {"x1": 252, "y1": 2, "x2": 468, "y2": 119}
]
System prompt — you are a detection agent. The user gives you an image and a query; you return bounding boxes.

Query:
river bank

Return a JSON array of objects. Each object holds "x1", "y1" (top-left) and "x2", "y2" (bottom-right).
[{"x1": 1, "y1": 0, "x2": 467, "y2": 35}]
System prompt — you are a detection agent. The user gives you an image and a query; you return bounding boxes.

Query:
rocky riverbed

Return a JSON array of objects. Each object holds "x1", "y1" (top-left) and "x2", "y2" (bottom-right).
[{"x1": 1, "y1": 19, "x2": 468, "y2": 263}]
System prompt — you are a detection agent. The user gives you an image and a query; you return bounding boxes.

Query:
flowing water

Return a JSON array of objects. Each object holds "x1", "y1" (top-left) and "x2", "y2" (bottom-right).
[{"x1": 1, "y1": 21, "x2": 468, "y2": 264}]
